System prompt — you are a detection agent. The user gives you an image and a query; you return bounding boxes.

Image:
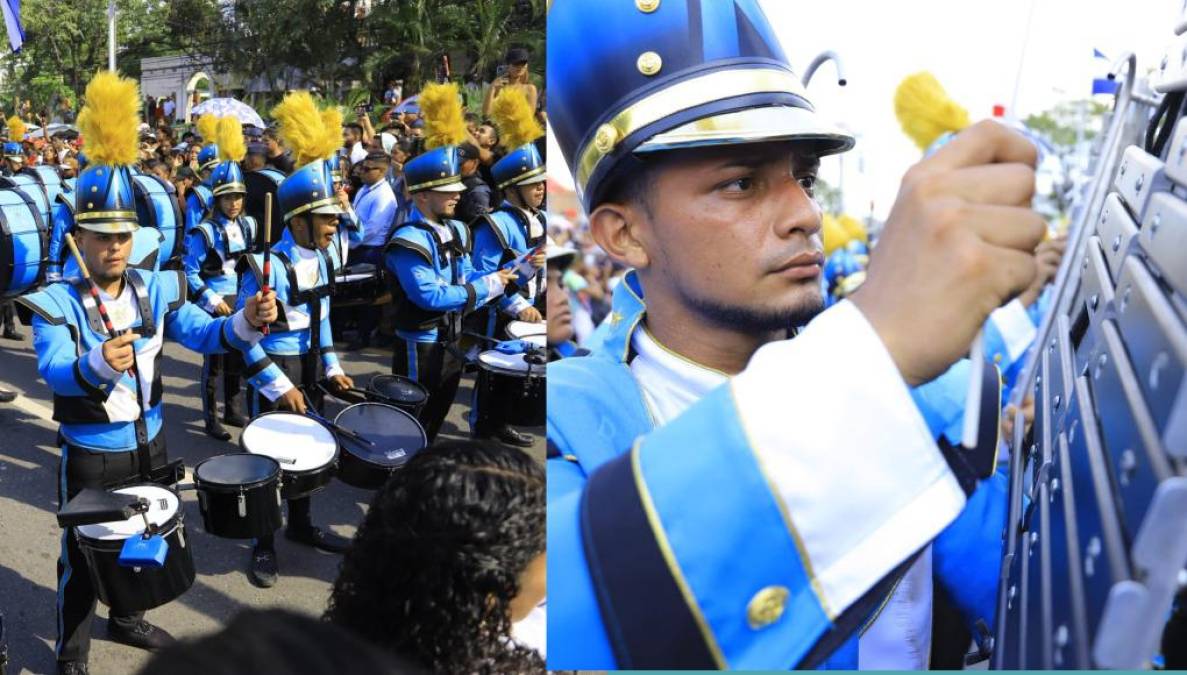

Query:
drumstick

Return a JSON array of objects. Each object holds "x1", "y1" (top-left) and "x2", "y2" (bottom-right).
[
  {"x1": 260, "y1": 193, "x2": 273, "y2": 336},
  {"x1": 64, "y1": 233, "x2": 137, "y2": 379},
  {"x1": 299, "y1": 398, "x2": 375, "y2": 446}
]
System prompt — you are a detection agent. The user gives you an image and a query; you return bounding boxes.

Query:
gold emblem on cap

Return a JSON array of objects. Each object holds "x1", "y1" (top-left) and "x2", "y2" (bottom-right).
[
  {"x1": 636, "y1": 0, "x2": 660, "y2": 12},
  {"x1": 637, "y1": 51, "x2": 662, "y2": 76},
  {"x1": 747, "y1": 585, "x2": 789, "y2": 629},
  {"x1": 594, "y1": 124, "x2": 620, "y2": 154}
]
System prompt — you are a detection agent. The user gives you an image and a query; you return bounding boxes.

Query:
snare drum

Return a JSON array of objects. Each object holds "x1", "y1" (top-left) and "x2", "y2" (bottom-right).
[
  {"x1": 333, "y1": 263, "x2": 384, "y2": 304},
  {"x1": 74, "y1": 484, "x2": 195, "y2": 614},
  {"x1": 241, "y1": 412, "x2": 339, "y2": 499},
  {"x1": 193, "y1": 453, "x2": 284, "y2": 539},
  {"x1": 366, "y1": 374, "x2": 429, "y2": 418},
  {"x1": 333, "y1": 403, "x2": 427, "y2": 489},
  {"x1": 506, "y1": 320, "x2": 547, "y2": 348},
  {"x1": 475, "y1": 349, "x2": 546, "y2": 427}
]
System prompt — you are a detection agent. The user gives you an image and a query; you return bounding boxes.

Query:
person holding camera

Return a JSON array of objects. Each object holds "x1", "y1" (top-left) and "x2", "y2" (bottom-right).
[{"x1": 483, "y1": 47, "x2": 537, "y2": 118}]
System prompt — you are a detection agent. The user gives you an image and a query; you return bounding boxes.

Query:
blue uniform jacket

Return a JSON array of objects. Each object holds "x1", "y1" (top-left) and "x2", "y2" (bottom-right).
[
  {"x1": 383, "y1": 208, "x2": 500, "y2": 342},
  {"x1": 236, "y1": 229, "x2": 342, "y2": 384},
  {"x1": 184, "y1": 184, "x2": 213, "y2": 234},
  {"x1": 17, "y1": 268, "x2": 265, "y2": 451},
  {"x1": 547, "y1": 270, "x2": 1007, "y2": 670},
  {"x1": 184, "y1": 211, "x2": 258, "y2": 311},
  {"x1": 471, "y1": 201, "x2": 544, "y2": 329}
]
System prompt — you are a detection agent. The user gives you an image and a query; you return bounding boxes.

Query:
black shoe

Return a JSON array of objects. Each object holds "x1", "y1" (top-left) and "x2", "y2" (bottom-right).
[
  {"x1": 57, "y1": 661, "x2": 88, "y2": 675},
  {"x1": 285, "y1": 525, "x2": 350, "y2": 553},
  {"x1": 106, "y1": 618, "x2": 176, "y2": 652},
  {"x1": 223, "y1": 411, "x2": 247, "y2": 428},
  {"x1": 0, "y1": 388, "x2": 15, "y2": 403},
  {"x1": 250, "y1": 546, "x2": 278, "y2": 588},
  {"x1": 1, "y1": 329, "x2": 23, "y2": 341},
  {"x1": 493, "y1": 424, "x2": 534, "y2": 448},
  {"x1": 204, "y1": 419, "x2": 231, "y2": 441}
]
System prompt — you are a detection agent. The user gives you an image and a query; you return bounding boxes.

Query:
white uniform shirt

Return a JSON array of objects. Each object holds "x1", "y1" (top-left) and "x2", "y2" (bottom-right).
[{"x1": 352, "y1": 180, "x2": 398, "y2": 248}]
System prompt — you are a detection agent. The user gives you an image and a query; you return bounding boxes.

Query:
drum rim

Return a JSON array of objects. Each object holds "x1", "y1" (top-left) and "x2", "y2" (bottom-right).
[
  {"x1": 76, "y1": 483, "x2": 183, "y2": 543},
  {"x1": 366, "y1": 374, "x2": 429, "y2": 402},
  {"x1": 333, "y1": 401, "x2": 427, "y2": 466},
  {"x1": 193, "y1": 452, "x2": 282, "y2": 490},
  {"x1": 477, "y1": 353, "x2": 547, "y2": 376},
  {"x1": 238, "y1": 411, "x2": 339, "y2": 472}
]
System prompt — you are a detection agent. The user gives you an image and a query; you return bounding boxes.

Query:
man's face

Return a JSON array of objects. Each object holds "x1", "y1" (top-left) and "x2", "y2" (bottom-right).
[
  {"x1": 546, "y1": 267, "x2": 574, "y2": 346},
  {"x1": 292, "y1": 212, "x2": 339, "y2": 250},
  {"x1": 264, "y1": 137, "x2": 281, "y2": 155},
  {"x1": 79, "y1": 230, "x2": 133, "y2": 282},
  {"x1": 151, "y1": 164, "x2": 171, "y2": 181},
  {"x1": 343, "y1": 127, "x2": 359, "y2": 147},
  {"x1": 461, "y1": 158, "x2": 479, "y2": 177},
  {"x1": 360, "y1": 160, "x2": 388, "y2": 185},
  {"x1": 612, "y1": 142, "x2": 825, "y2": 333},
  {"x1": 218, "y1": 193, "x2": 244, "y2": 219},
  {"x1": 419, "y1": 189, "x2": 461, "y2": 220},
  {"x1": 475, "y1": 124, "x2": 497, "y2": 149},
  {"x1": 516, "y1": 181, "x2": 546, "y2": 210}
]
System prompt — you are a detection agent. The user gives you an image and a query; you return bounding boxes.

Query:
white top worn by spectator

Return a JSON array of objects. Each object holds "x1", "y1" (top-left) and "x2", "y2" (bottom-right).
[
  {"x1": 347, "y1": 142, "x2": 367, "y2": 166},
  {"x1": 352, "y1": 179, "x2": 397, "y2": 248},
  {"x1": 628, "y1": 322, "x2": 936, "y2": 671}
]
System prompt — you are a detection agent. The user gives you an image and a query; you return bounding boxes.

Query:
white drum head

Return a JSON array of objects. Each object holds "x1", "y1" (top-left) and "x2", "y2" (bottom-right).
[
  {"x1": 479, "y1": 350, "x2": 545, "y2": 374},
  {"x1": 77, "y1": 485, "x2": 179, "y2": 541},
  {"x1": 242, "y1": 413, "x2": 337, "y2": 471},
  {"x1": 506, "y1": 320, "x2": 546, "y2": 340}
]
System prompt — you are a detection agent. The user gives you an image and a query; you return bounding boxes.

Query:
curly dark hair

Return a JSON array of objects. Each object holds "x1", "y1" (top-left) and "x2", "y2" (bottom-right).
[{"x1": 325, "y1": 440, "x2": 546, "y2": 674}]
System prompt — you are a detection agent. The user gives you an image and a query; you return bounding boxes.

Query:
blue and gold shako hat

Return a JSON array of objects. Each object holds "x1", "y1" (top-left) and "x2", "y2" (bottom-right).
[
  {"x1": 549, "y1": 0, "x2": 855, "y2": 211},
  {"x1": 73, "y1": 71, "x2": 143, "y2": 234},
  {"x1": 405, "y1": 146, "x2": 467, "y2": 193}
]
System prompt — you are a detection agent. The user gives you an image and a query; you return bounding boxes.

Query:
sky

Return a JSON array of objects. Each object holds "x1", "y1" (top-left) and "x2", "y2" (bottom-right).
[{"x1": 547, "y1": 0, "x2": 1177, "y2": 219}]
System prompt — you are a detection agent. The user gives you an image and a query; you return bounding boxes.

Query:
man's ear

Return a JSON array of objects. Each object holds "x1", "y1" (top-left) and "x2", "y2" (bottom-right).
[{"x1": 589, "y1": 201, "x2": 650, "y2": 270}]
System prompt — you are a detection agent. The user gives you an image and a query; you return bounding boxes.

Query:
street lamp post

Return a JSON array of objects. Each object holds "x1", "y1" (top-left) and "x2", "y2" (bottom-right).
[{"x1": 107, "y1": 0, "x2": 117, "y2": 72}]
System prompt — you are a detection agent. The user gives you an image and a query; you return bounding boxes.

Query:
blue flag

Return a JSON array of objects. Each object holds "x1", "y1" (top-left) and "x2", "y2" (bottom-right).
[
  {"x1": 0, "y1": 0, "x2": 23, "y2": 53},
  {"x1": 1093, "y1": 48, "x2": 1109, "y2": 60},
  {"x1": 1092, "y1": 77, "x2": 1119, "y2": 95}
]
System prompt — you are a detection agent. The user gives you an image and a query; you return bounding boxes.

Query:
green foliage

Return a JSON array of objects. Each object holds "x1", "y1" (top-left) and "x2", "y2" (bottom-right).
[
  {"x1": 1023, "y1": 100, "x2": 1108, "y2": 149},
  {"x1": 0, "y1": 0, "x2": 543, "y2": 119}
]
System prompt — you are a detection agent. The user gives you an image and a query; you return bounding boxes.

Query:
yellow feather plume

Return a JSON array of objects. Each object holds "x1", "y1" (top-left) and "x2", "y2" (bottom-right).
[
  {"x1": 6, "y1": 115, "x2": 26, "y2": 140},
  {"x1": 318, "y1": 106, "x2": 344, "y2": 161},
  {"x1": 894, "y1": 71, "x2": 969, "y2": 151},
  {"x1": 271, "y1": 91, "x2": 339, "y2": 167},
  {"x1": 216, "y1": 116, "x2": 246, "y2": 162},
  {"x1": 196, "y1": 113, "x2": 219, "y2": 144},
  {"x1": 76, "y1": 71, "x2": 141, "y2": 166},
  {"x1": 490, "y1": 87, "x2": 542, "y2": 150},
  {"x1": 419, "y1": 82, "x2": 467, "y2": 150}
]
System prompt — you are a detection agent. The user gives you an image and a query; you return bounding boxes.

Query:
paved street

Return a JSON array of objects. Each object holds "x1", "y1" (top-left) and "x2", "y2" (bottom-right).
[{"x1": 0, "y1": 324, "x2": 544, "y2": 675}]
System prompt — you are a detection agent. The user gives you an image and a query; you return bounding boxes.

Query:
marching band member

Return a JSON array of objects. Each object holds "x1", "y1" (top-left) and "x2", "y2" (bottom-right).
[
  {"x1": 182, "y1": 114, "x2": 219, "y2": 234},
  {"x1": 468, "y1": 88, "x2": 547, "y2": 446},
  {"x1": 544, "y1": 238, "x2": 583, "y2": 361},
  {"x1": 183, "y1": 118, "x2": 257, "y2": 440},
  {"x1": 15, "y1": 72, "x2": 279, "y2": 675},
  {"x1": 236, "y1": 91, "x2": 355, "y2": 588},
  {"x1": 546, "y1": 1, "x2": 1040, "y2": 668},
  {"x1": 383, "y1": 83, "x2": 516, "y2": 443}
]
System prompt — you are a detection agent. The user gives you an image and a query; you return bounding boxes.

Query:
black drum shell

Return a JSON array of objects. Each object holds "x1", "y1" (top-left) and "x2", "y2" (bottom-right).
[
  {"x1": 475, "y1": 363, "x2": 546, "y2": 427},
  {"x1": 365, "y1": 374, "x2": 428, "y2": 418},
  {"x1": 238, "y1": 412, "x2": 340, "y2": 500},
  {"x1": 334, "y1": 403, "x2": 426, "y2": 490},
  {"x1": 76, "y1": 512, "x2": 195, "y2": 614},
  {"x1": 193, "y1": 454, "x2": 284, "y2": 539}
]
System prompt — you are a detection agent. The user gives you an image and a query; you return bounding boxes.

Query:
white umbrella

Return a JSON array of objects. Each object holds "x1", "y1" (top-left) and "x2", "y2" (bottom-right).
[{"x1": 190, "y1": 98, "x2": 266, "y2": 128}]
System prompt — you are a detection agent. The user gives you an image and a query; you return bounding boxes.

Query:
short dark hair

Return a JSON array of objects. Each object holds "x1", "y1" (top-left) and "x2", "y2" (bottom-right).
[
  {"x1": 344, "y1": 122, "x2": 364, "y2": 135},
  {"x1": 262, "y1": 127, "x2": 281, "y2": 142},
  {"x1": 363, "y1": 150, "x2": 390, "y2": 165}
]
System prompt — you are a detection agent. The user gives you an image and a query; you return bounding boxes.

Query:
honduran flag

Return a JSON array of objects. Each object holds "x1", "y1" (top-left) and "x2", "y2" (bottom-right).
[{"x1": 1, "y1": 0, "x2": 23, "y2": 53}]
